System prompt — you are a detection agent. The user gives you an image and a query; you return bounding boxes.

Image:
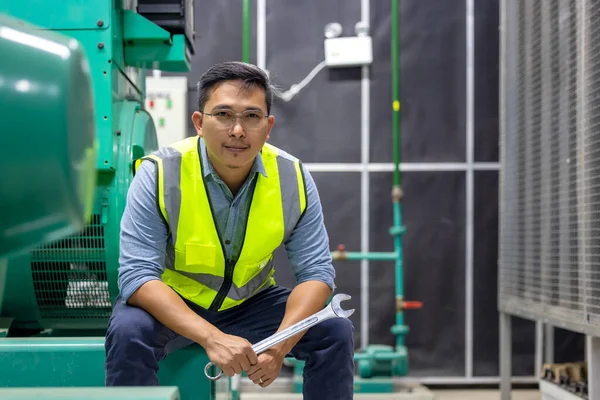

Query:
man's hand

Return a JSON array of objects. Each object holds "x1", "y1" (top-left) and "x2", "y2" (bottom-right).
[
  {"x1": 128, "y1": 280, "x2": 258, "y2": 378},
  {"x1": 244, "y1": 281, "x2": 332, "y2": 388},
  {"x1": 204, "y1": 332, "x2": 258, "y2": 377},
  {"x1": 246, "y1": 349, "x2": 285, "y2": 388}
]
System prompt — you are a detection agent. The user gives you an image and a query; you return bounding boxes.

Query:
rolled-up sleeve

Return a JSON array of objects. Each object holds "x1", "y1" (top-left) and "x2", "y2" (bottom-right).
[
  {"x1": 117, "y1": 160, "x2": 168, "y2": 303},
  {"x1": 283, "y1": 165, "x2": 336, "y2": 291}
]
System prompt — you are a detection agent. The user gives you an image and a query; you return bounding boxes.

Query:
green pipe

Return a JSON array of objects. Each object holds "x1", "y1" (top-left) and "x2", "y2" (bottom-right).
[
  {"x1": 393, "y1": 204, "x2": 405, "y2": 348},
  {"x1": 331, "y1": 252, "x2": 397, "y2": 261},
  {"x1": 391, "y1": 0, "x2": 406, "y2": 351},
  {"x1": 354, "y1": 351, "x2": 405, "y2": 361},
  {"x1": 391, "y1": 0, "x2": 400, "y2": 188},
  {"x1": 242, "y1": 0, "x2": 251, "y2": 63}
]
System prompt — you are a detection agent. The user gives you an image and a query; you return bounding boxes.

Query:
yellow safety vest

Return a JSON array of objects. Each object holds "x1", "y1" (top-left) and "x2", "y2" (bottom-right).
[{"x1": 133, "y1": 136, "x2": 307, "y2": 311}]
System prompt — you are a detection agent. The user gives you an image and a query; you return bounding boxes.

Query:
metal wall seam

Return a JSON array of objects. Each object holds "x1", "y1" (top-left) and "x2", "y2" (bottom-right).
[
  {"x1": 256, "y1": 0, "x2": 266, "y2": 71},
  {"x1": 359, "y1": 0, "x2": 371, "y2": 349},
  {"x1": 465, "y1": 0, "x2": 475, "y2": 378},
  {"x1": 303, "y1": 162, "x2": 500, "y2": 172}
]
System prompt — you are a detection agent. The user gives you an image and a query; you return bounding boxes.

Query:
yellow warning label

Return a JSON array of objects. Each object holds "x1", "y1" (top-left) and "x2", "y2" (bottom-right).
[{"x1": 393, "y1": 101, "x2": 400, "y2": 111}]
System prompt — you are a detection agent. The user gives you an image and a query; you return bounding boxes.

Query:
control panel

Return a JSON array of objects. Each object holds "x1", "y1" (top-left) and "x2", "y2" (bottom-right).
[{"x1": 145, "y1": 76, "x2": 188, "y2": 148}]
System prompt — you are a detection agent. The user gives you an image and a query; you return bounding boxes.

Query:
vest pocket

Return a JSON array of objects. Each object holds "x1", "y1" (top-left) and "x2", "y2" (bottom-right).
[
  {"x1": 174, "y1": 243, "x2": 217, "y2": 274},
  {"x1": 235, "y1": 255, "x2": 272, "y2": 287},
  {"x1": 163, "y1": 270, "x2": 202, "y2": 297}
]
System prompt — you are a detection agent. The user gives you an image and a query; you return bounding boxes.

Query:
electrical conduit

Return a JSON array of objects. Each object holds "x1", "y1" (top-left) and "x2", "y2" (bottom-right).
[{"x1": 242, "y1": 0, "x2": 250, "y2": 63}]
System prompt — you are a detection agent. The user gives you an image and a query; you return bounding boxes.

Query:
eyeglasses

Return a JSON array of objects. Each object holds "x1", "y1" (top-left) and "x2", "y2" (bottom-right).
[{"x1": 203, "y1": 110, "x2": 269, "y2": 131}]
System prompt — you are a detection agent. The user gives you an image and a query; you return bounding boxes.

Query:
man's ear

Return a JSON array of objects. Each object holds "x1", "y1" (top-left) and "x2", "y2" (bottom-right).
[
  {"x1": 266, "y1": 114, "x2": 275, "y2": 141},
  {"x1": 191, "y1": 111, "x2": 203, "y2": 137}
]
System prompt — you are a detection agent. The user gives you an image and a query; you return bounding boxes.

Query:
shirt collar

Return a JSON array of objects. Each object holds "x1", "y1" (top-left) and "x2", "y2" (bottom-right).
[{"x1": 198, "y1": 137, "x2": 268, "y2": 179}]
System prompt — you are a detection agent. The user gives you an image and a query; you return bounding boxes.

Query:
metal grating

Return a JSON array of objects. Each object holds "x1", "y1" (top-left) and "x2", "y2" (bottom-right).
[
  {"x1": 499, "y1": 0, "x2": 600, "y2": 334},
  {"x1": 31, "y1": 214, "x2": 112, "y2": 319}
]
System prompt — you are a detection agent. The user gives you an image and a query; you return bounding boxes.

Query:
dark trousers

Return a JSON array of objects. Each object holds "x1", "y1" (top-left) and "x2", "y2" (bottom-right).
[{"x1": 104, "y1": 285, "x2": 355, "y2": 399}]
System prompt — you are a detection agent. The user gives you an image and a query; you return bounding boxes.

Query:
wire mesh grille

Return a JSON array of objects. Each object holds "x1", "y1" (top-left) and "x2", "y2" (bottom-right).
[
  {"x1": 498, "y1": 0, "x2": 600, "y2": 332},
  {"x1": 31, "y1": 214, "x2": 112, "y2": 319},
  {"x1": 583, "y1": 0, "x2": 600, "y2": 320}
]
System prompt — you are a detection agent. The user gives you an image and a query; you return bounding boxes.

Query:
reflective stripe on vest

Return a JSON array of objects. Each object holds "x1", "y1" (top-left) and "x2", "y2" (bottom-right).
[{"x1": 134, "y1": 136, "x2": 307, "y2": 311}]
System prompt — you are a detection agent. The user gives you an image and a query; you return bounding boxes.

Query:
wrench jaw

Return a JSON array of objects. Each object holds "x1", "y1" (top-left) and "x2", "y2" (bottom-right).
[{"x1": 331, "y1": 293, "x2": 355, "y2": 318}]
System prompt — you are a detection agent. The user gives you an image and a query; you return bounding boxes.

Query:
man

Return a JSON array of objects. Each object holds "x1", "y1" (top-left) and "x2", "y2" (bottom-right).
[{"x1": 104, "y1": 61, "x2": 355, "y2": 399}]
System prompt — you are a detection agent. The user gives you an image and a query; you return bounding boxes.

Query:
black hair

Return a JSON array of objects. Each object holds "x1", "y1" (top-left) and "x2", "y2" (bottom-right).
[{"x1": 196, "y1": 61, "x2": 275, "y2": 115}]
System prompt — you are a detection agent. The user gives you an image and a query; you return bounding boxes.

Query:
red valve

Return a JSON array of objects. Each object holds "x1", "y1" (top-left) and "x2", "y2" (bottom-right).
[
  {"x1": 402, "y1": 301, "x2": 423, "y2": 309},
  {"x1": 332, "y1": 244, "x2": 347, "y2": 260}
]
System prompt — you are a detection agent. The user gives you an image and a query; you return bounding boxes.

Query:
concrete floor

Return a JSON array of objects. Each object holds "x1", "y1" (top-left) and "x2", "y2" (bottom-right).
[
  {"x1": 432, "y1": 389, "x2": 540, "y2": 400},
  {"x1": 241, "y1": 389, "x2": 541, "y2": 400}
]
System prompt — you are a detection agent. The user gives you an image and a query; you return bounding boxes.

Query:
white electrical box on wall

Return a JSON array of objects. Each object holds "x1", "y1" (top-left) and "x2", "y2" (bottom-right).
[
  {"x1": 145, "y1": 76, "x2": 188, "y2": 149},
  {"x1": 324, "y1": 36, "x2": 373, "y2": 67}
]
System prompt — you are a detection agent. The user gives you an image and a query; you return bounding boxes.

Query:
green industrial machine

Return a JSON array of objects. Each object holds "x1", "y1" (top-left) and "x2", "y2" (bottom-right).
[
  {"x1": 0, "y1": 2, "x2": 232, "y2": 399},
  {"x1": 0, "y1": 11, "x2": 97, "y2": 312}
]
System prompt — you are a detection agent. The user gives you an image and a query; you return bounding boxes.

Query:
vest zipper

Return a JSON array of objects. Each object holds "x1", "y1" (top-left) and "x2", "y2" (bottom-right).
[
  {"x1": 207, "y1": 198, "x2": 252, "y2": 311},
  {"x1": 209, "y1": 259, "x2": 235, "y2": 312},
  {"x1": 200, "y1": 137, "x2": 256, "y2": 312}
]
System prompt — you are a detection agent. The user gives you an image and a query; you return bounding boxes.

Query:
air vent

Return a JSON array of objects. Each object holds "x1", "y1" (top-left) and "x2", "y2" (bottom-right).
[{"x1": 31, "y1": 214, "x2": 111, "y2": 319}]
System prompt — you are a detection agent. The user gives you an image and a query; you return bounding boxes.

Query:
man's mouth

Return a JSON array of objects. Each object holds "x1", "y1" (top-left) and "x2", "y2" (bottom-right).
[{"x1": 224, "y1": 144, "x2": 249, "y2": 153}]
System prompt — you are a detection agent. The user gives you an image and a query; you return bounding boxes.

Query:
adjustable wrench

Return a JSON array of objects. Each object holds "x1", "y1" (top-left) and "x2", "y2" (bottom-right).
[{"x1": 204, "y1": 293, "x2": 355, "y2": 380}]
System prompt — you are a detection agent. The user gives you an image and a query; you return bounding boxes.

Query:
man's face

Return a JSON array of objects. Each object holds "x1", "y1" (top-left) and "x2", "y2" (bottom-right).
[{"x1": 191, "y1": 80, "x2": 275, "y2": 172}]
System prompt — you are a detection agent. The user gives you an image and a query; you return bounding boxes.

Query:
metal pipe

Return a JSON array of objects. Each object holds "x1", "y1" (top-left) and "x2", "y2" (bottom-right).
[
  {"x1": 545, "y1": 324, "x2": 554, "y2": 363},
  {"x1": 242, "y1": 0, "x2": 251, "y2": 63},
  {"x1": 360, "y1": 0, "x2": 371, "y2": 350},
  {"x1": 465, "y1": 0, "x2": 475, "y2": 378},
  {"x1": 304, "y1": 161, "x2": 501, "y2": 172},
  {"x1": 500, "y1": 311, "x2": 512, "y2": 400},
  {"x1": 331, "y1": 252, "x2": 397, "y2": 261},
  {"x1": 354, "y1": 351, "x2": 406, "y2": 361},
  {"x1": 535, "y1": 321, "x2": 543, "y2": 379},
  {"x1": 256, "y1": 0, "x2": 266, "y2": 70},
  {"x1": 586, "y1": 335, "x2": 600, "y2": 400}
]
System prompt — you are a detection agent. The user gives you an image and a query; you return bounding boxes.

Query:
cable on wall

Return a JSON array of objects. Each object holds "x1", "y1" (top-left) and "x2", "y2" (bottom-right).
[{"x1": 274, "y1": 60, "x2": 328, "y2": 102}]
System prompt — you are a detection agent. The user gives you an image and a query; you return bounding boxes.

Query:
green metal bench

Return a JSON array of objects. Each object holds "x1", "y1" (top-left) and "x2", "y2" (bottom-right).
[
  {"x1": 0, "y1": 337, "x2": 231, "y2": 400},
  {"x1": 0, "y1": 387, "x2": 181, "y2": 400}
]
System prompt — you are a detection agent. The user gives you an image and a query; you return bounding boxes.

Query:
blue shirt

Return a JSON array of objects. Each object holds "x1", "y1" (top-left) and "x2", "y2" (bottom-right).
[{"x1": 117, "y1": 138, "x2": 336, "y2": 303}]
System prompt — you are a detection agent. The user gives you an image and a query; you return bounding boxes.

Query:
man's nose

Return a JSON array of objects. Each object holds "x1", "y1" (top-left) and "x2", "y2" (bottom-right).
[{"x1": 229, "y1": 120, "x2": 246, "y2": 138}]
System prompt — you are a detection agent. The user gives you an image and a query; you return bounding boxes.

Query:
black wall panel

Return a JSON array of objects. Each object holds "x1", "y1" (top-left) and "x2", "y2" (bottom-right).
[
  {"x1": 474, "y1": 0, "x2": 500, "y2": 162},
  {"x1": 265, "y1": 1, "x2": 362, "y2": 163},
  {"x1": 385, "y1": 0, "x2": 467, "y2": 163},
  {"x1": 370, "y1": 171, "x2": 466, "y2": 376},
  {"x1": 368, "y1": 0, "x2": 393, "y2": 163},
  {"x1": 553, "y1": 328, "x2": 585, "y2": 364},
  {"x1": 473, "y1": 170, "x2": 500, "y2": 376},
  {"x1": 367, "y1": 0, "x2": 468, "y2": 164},
  {"x1": 188, "y1": 0, "x2": 247, "y2": 81}
]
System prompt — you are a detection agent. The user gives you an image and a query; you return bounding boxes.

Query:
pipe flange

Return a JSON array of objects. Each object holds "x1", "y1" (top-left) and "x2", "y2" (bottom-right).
[{"x1": 392, "y1": 186, "x2": 403, "y2": 202}]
